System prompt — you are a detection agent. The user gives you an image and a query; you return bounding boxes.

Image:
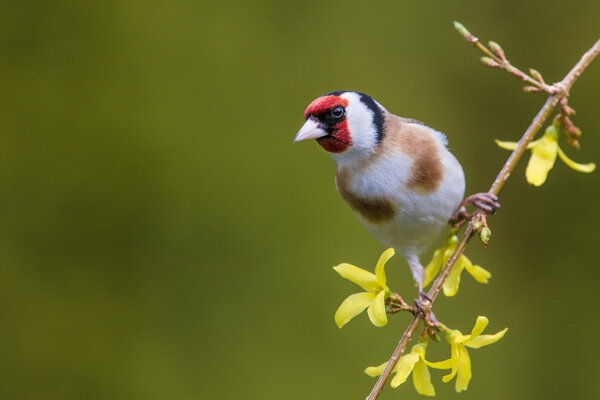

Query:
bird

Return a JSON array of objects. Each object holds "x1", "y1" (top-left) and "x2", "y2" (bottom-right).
[{"x1": 294, "y1": 90, "x2": 498, "y2": 294}]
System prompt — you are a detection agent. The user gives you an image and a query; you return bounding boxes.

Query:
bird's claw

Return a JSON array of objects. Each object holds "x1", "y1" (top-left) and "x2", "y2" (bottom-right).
[
  {"x1": 463, "y1": 192, "x2": 500, "y2": 215},
  {"x1": 450, "y1": 192, "x2": 500, "y2": 227},
  {"x1": 414, "y1": 292, "x2": 432, "y2": 317},
  {"x1": 414, "y1": 292, "x2": 439, "y2": 327}
]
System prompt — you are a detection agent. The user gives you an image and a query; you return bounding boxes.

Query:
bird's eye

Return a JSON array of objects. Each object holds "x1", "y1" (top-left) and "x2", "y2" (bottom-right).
[{"x1": 331, "y1": 106, "x2": 345, "y2": 119}]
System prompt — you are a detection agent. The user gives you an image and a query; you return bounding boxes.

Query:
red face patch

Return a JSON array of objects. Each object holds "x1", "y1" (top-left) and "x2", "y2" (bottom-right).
[
  {"x1": 304, "y1": 95, "x2": 349, "y2": 119},
  {"x1": 304, "y1": 95, "x2": 352, "y2": 153},
  {"x1": 316, "y1": 131, "x2": 351, "y2": 153}
]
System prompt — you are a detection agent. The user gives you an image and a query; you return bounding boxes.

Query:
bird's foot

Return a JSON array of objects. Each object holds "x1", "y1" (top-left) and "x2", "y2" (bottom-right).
[
  {"x1": 413, "y1": 291, "x2": 438, "y2": 327},
  {"x1": 414, "y1": 291, "x2": 430, "y2": 314},
  {"x1": 450, "y1": 192, "x2": 500, "y2": 228},
  {"x1": 463, "y1": 192, "x2": 500, "y2": 215},
  {"x1": 415, "y1": 291, "x2": 431, "y2": 318}
]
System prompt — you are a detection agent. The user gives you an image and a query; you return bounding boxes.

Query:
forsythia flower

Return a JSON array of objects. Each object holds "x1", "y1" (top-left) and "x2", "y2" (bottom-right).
[
  {"x1": 365, "y1": 342, "x2": 436, "y2": 396},
  {"x1": 496, "y1": 124, "x2": 596, "y2": 187},
  {"x1": 423, "y1": 235, "x2": 491, "y2": 296},
  {"x1": 428, "y1": 316, "x2": 508, "y2": 392},
  {"x1": 333, "y1": 248, "x2": 394, "y2": 328}
]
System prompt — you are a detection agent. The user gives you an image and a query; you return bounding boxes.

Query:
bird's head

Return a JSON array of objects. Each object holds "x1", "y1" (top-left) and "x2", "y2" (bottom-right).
[{"x1": 294, "y1": 91, "x2": 386, "y2": 161}]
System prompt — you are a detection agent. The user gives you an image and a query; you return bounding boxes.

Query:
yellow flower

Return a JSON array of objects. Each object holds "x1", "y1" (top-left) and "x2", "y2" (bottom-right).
[
  {"x1": 423, "y1": 235, "x2": 491, "y2": 296},
  {"x1": 496, "y1": 124, "x2": 596, "y2": 187},
  {"x1": 333, "y1": 248, "x2": 394, "y2": 328},
  {"x1": 427, "y1": 316, "x2": 508, "y2": 392},
  {"x1": 365, "y1": 342, "x2": 436, "y2": 396}
]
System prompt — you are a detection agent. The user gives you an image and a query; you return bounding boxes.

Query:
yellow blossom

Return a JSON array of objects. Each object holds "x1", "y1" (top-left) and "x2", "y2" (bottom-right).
[
  {"x1": 423, "y1": 235, "x2": 491, "y2": 296},
  {"x1": 496, "y1": 124, "x2": 595, "y2": 187},
  {"x1": 427, "y1": 316, "x2": 508, "y2": 392},
  {"x1": 333, "y1": 248, "x2": 394, "y2": 328},
  {"x1": 365, "y1": 342, "x2": 436, "y2": 396}
]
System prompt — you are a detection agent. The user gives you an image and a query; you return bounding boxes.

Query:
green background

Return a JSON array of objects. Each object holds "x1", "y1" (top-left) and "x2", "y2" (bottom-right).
[{"x1": 2, "y1": 1, "x2": 599, "y2": 399}]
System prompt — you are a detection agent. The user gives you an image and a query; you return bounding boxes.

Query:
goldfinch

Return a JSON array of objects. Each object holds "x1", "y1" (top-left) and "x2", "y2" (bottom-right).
[{"x1": 294, "y1": 91, "x2": 498, "y2": 292}]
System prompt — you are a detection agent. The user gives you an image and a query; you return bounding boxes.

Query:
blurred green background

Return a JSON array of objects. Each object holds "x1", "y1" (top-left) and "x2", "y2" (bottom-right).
[{"x1": 2, "y1": 1, "x2": 600, "y2": 399}]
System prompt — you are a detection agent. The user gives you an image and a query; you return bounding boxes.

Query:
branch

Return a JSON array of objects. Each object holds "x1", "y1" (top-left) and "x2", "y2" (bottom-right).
[{"x1": 366, "y1": 33, "x2": 600, "y2": 400}]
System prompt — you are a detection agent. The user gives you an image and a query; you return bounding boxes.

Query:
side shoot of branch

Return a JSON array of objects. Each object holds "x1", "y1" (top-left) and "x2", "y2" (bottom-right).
[{"x1": 363, "y1": 24, "x2": 600, "y2": 400}]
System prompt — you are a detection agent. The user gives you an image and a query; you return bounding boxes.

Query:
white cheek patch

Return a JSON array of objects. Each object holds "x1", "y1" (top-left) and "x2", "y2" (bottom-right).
[{"x1": 341, "y1": 92, "x2": 382, "y2": 155}]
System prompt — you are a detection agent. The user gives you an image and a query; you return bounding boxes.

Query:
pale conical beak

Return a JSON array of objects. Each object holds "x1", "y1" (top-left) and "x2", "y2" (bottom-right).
[{"x1": 294, "y1": 117, "x2": 329, "y2": 142}]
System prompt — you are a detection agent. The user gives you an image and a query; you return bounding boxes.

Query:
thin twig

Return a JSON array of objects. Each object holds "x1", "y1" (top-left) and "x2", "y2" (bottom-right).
[
  {"x1": 366, "y1": 36, "x2": 600, "y2": 400},
  {"x1": 454, "y1": 21, "x2": 555, "y2": 92}
]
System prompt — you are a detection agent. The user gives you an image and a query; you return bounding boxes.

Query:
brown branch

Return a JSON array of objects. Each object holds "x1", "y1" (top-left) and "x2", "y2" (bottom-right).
[{"x1": 365, "y1": 35, "x2": 600, "y2": 400}]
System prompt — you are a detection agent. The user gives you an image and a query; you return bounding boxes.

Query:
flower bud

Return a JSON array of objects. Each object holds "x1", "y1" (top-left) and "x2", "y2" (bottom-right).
[
  {"x1": 479, "y1": 227, "x2": 492, "y2": 245},
  {"x1": 480, "y1": 56, "x2": 501, "y2": 68},
  {"x1": 529, "y1": 68, "x2": 545, "y2": 83},
  {"x1": 488, "y1": 41, "x2": 506, "y2": 61},
  {"x1": 453, "y1": 21, "x2": 477, "y2": 43}
]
